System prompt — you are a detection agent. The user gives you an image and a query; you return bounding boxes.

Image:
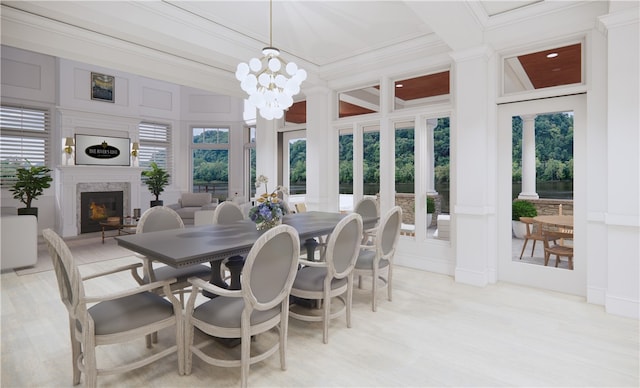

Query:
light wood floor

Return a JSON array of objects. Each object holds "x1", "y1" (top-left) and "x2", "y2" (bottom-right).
[{"x1": 1, "y1": 236, "x2": 638, "y2": 387}]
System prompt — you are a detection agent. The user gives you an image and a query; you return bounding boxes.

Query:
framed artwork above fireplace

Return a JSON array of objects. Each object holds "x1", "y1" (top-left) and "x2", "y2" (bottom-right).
[{"x1": 75, "y1": 134, "x2": 130, "y2": 166}]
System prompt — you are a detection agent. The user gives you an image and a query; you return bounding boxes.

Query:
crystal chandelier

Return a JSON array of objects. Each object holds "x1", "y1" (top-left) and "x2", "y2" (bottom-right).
[{"x1": 235, "y1": 0, "x2": 306, "y2": 120}]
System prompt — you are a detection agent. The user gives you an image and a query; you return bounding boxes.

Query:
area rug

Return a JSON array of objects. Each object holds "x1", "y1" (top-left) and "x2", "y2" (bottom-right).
[{"x1": 15, "y1": 233, "x2": 137, "y2": 276}]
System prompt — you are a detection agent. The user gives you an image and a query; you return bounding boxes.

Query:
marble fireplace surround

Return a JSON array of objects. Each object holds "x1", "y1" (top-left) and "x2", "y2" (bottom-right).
[{"x1": 55, "y1": 166, "x2": 144, "y2": 237}]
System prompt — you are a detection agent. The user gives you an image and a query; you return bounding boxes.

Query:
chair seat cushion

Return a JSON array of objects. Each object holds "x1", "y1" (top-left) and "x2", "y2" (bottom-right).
[
  {"x1": 143, "y1": 264, "x2": 211, "y2": 283},
  {"x1": 193, "y1": 297, "x2": 280, "y2": 328},
  {"x1": 87, "y1": 292, "x2": 174, "y2": 335},
  {"x1": 355, "y1": 249, "x2": 389, "y2": 270},
  {"x1": 292, "y1": 266, "x2": 347, "y2": 292}
]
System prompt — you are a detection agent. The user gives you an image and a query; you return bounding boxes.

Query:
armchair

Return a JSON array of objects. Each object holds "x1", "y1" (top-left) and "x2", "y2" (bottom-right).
[{"x1": 167, "y1": 192, "x2": 218, "y2": 225}]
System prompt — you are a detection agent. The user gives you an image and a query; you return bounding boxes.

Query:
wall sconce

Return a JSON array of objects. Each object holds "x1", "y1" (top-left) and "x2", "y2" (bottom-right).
[
  {"x1": 64, "y1": 137, "x2": 75, "y2": 154},
  {"x1": 131, "y1": 142, "x2": 139, "y2": 157}
]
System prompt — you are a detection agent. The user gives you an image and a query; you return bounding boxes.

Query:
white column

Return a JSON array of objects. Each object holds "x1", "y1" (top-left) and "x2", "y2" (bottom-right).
[
  {"x1": 255, "y1": 115, "x2": 278, "y2": 188},
  {"x1": 450, "y1": 45, "x2": 495, "y2": 288},
  {"x1": 518, "y1": 114, "x2": 539, "y2": 199},
  {"x1": 304, "y1": 86, "x2": 335, "y2": 211},
  {"x1": 426, "y1": 118, "x2": 438, "y2": 195},
  {"x1": 599, "y1": 5, "x2": 640, "y2": 319}
]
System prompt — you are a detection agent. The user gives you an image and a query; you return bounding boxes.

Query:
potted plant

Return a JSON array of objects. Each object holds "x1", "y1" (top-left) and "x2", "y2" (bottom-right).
[
  {"x1": 9, "y1": 163, "x2": 53, "y2": 218},
  {"x1": 512, "y1": 199, "x2": 537, "y2": 238},
  {"x1": 142, "y1": 162, "x2": 170, "y2": 207},
  {"x1": 426, "y1": 196, "x2": 435, "y2": 227}
]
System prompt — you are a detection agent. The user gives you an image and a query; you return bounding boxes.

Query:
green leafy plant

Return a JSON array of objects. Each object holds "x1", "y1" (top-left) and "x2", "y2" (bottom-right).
[
  {"x1": 426, "y1": 196, "x2": 435, "y2": 214},
  {"x1": 9, "y1": 163, "x2": 53, "y2": 209},
  {"x1": 142, "y1": 162, "x2": 170, "y2": 201},
  {"x1": 512, "y1": 200, "x2": 537, "y2": 221}
]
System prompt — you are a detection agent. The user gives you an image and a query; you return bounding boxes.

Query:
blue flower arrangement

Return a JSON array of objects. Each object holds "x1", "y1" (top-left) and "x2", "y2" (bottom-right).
[{"x1": 248, "y1": 175, "x2": 288, "y2": 230}]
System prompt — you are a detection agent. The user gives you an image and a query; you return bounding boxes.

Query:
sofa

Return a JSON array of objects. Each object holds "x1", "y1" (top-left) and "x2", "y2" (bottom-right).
[{"x1": 168, "y1": 192, "x2": 218, "y2": 225}]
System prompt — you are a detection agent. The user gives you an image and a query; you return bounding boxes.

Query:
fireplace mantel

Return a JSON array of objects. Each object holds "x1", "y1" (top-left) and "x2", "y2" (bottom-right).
[{"x1": 55, "y1": 166, "x2": 144, "y2": 237}]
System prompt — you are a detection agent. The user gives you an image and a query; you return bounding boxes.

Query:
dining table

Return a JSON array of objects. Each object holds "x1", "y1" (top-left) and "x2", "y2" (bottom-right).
[
  {"x1": 115, "y1": 211, "x2": 377, "y2": 290},
  {"x1": 533, "y1": 215, "x2": 573, "y2": 229}
]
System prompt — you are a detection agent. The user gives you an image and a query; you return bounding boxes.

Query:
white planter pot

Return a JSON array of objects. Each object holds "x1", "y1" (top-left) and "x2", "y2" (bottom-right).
[{"x1": 512, "y1": 220, "x2": 527, "y2": 239}]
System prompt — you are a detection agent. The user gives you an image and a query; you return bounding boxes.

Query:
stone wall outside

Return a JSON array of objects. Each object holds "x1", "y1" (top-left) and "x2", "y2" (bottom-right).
[{"x1": 394, "y1": 194, "x2": 572, "y2": 227}]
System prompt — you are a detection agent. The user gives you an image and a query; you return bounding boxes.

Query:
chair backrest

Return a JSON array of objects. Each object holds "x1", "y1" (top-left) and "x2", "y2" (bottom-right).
[
  {"x1": 377, "y1": 206, "x2": 403, "y2": 260},
  {"x1": 519, "y1": 216, "x2": 540, "y2": 237},
  {"x1": 212, "y1": 201, "x2": 244, "y2": 224},
  {"x1": 242, "y1": 224, "x2": 300, "y2": 311},
  {"x1": 43, "y1": 228, "x2": 86, "y2": 320},
  {"x1": 354, "y1": 197, "x2": 379, "y2": 220},
  {"x1": 324, "y1": 213, "x2": 363, "y2": 279},
  {"x1": 136, "y1": 206, "x2": 184, "y2": 233},
  {"x1": 294, "y1": 203, "x2": 307, "y2": 213}
]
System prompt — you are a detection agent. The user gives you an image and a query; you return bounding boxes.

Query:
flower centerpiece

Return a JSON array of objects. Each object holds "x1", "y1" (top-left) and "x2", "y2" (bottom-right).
[{"x1": 249, "y1": 175, "x2": 288, "y2": 231}]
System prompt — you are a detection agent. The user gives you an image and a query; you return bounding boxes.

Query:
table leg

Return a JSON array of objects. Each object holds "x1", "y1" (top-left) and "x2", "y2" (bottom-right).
[
  {"x1": 304, "y1": 238, "x2": 319, "y2": 260},
  {"x1": 203, "y1": 256, "x2": 245, "y2": 298},
  {"x1": 101, "y1": 226, "x2": 105, "y2": 244}
]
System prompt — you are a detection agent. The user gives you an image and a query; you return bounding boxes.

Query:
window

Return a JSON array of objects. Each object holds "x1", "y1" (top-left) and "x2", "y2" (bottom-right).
[
  {"x1": 192, "y1": 127, "x2": 229, "y2": 200},
  {"x1": 138, "y1": 121, "x2": 172, "y2": 176},
  {"x1": 363, "y1": 125, "x2": 380, "y2": 196},
  {"x1": 287, "y1": 133, "x2": 306, "y2": 195},
  {"x1": 245, "y1": 126, "x2": 256, "y2": 198},
  {"x1": 0, "y1": 105, "x2": 50, "y2": 186}
]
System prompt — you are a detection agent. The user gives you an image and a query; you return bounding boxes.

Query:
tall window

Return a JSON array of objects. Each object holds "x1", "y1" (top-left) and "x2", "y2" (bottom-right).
[
  {"x1": 192, "y1": 127, "x2": 229, "y2": 201},
  {"x1": 363, "y1": 125, "x2": 380, "y2": 195},
  {"x1": 138, "y1": 121, "x2": 172, "y2": 176},
  {"x1": 245, "y1": 126, "x2": 256, "y2": 198},
  {"x1": 0, "y1": 105, "x2": 50, "y2": 186},
  {"x1": 287, "y1": 133, "x2": 306, "y2": 195},
  {"x1": 338, "y1": 129, "x2": 353, "y2": 194}
]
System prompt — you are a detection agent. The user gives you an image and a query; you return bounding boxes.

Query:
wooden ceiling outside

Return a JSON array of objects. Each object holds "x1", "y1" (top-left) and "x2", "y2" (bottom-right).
[
  {"x1": 285, "y1": 44, "x2": 581, "y2": 124},
  {"x1": 395, "y1": 71, "x2": 450, "y2": 101},
  {"x1": 518, "y1": 43, "x2": 581, "y2": 89}
]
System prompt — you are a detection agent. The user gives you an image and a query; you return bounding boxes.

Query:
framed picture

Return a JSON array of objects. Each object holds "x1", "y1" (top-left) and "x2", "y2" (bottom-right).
[
  {"x1": 75, "y1": 134, "x2": 130, "y2": 166},
  {"x1": 91, "y1": 72, "x2": 115, "y2": 102}
]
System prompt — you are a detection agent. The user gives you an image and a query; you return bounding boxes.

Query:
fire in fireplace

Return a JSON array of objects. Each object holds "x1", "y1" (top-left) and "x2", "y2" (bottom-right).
[{"x1": 80, "y1": 191, "x2": 124, "y2": 233}]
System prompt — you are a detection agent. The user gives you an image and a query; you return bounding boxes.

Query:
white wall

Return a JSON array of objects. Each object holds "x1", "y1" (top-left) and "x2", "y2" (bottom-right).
[{"x1": 1, "y1": 47, "x2": 246, "y2": 231}]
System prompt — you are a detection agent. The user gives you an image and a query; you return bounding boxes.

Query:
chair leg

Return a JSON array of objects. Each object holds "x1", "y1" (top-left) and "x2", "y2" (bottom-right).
[
  {"x1": 530, "y1": 240, "x2": 537, "y2": 257},
  {"x1": 68, "y1": 320, "x2": 82, "y2": 385},
  {"x1": 387, "y1": 265, "x2": 393, "y2": 303},
  {"x1": 280, "y1": 303, "x2": 288, "y2": 371},
  {"x1": 83, "y1": 330, "x2": 98, "y2": 388},
  {"x1": 184, "y1": 317, "x2": 194, "y2": 375},
  {"x1": 346, "y1": 276, "x2": 353, "y2": 328},
  {"x1": 371, "y1": 267, "x2": 378, "y2": 312},
  {"x1": 519, "y1": 237, "x2": 529, "y2": 259},
  {"x1": 240, "y1": 328, "x2": 251, "y2": 388},
  {"x1": 323, "y1": 290, "x2": 331, "y2": 344}
]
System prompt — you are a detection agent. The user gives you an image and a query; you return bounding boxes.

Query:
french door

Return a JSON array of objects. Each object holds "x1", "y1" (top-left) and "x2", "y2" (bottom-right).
[{"x1": 497, "y1": 94, "x2": 586, "y2": 295}]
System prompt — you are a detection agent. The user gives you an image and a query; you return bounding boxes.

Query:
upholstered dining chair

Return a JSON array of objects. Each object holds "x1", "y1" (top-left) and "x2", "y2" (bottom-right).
[
  {"x1": 135, "y1": 206, "x2": 211, "y2": 304},
  {"x1": 354, "y1": 206, "x2": 402, "y2": 312},
  {"x1": 354, "y1": 196, "x2": 379, "y2": 243},
  {"x1": 289, "y1": 213, "x2": 363, "y2": 344},
  {"x1": 212, "y1": 201, "x2": 246, "y2": 289},
  {"x1": 184, "y1": 224, "x2": 300, "y2": 388},
  {"x1": 212, "y1": 200, "x2": 245, "y2": 224},
  {"x1": 43, "y1": 228, "x2": 184, "y2": 388},
  {"x1": 518, "y1": 217, "x2": 545, "y2": 259}
]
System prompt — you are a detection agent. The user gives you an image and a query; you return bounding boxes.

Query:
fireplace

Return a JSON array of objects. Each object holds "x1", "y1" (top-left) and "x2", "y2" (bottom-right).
[{"x1": 80, "y1": 191, "x2": 124, "y2": 233}]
